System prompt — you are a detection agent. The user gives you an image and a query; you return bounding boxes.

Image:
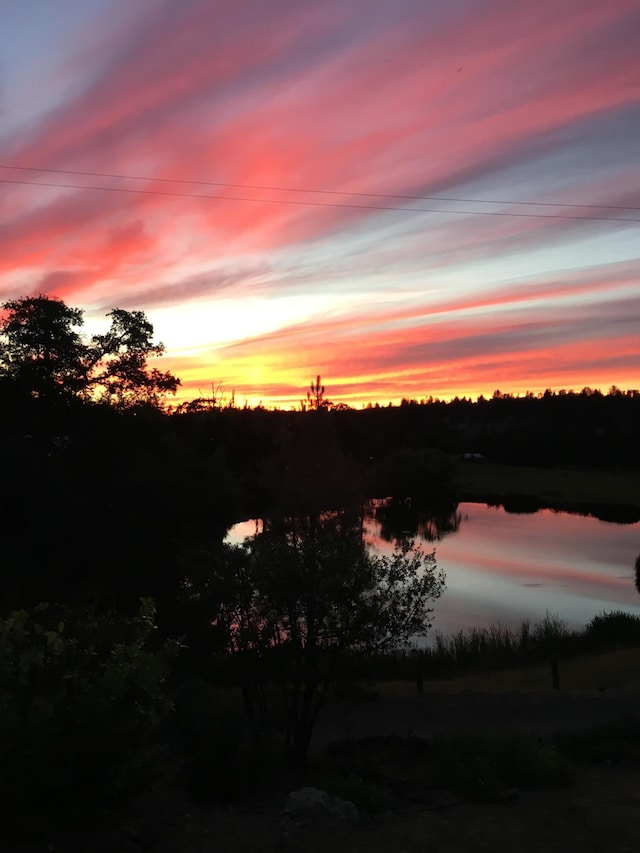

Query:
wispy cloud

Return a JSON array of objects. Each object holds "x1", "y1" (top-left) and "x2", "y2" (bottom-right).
[{"x1": 1, "y1": 0, "x2": 638, "y2": 404}]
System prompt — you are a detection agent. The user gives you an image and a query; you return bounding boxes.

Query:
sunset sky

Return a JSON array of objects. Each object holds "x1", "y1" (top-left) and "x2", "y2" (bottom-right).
[{"x1": 1, "y1": 0, "x2": 639, "y2": 408}]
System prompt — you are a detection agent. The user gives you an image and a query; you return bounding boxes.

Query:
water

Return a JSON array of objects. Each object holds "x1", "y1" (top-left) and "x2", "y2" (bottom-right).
[{"x1": 226, "y1": 502, "x2": 640, "y2": 637}]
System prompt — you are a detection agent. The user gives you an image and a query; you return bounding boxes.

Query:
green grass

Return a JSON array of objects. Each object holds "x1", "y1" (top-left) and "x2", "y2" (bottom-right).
[{"x1": 454, "y1": 461, "x2": 640, "y2": 513}]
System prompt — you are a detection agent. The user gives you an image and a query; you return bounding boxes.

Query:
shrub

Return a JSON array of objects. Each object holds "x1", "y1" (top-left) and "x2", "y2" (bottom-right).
[
  {"x1": 555, "y1": 719, "x2": 640, "y2": 765},
  {"x1": 325, "y1": 733, "x2": 571, "y2": 806},
  {"x1": 425, "y1": 733, "x2": 571, "y2": 801},
  {"x1": 585, "y1": 611, "x2": 640, "y2": 646},
  {"x1": 0, "y1": 599, "x2": 180, "y2": 839},
  {"x1": 325, "y1": 770, "x2": 393, "y2": 814}
]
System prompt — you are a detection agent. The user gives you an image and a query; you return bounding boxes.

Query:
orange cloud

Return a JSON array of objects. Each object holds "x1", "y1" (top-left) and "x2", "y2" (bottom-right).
[{"x1": 1, "y1": 0, "x2": 639, "y2": 405}]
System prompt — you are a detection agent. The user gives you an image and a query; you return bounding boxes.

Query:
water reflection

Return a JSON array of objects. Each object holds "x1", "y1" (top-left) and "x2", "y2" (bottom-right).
[
  {"x1": 371, "y1": 497, "x2": 461, "y2": 543},
  {"x1": 366, "y1": 503, "x2": 640, "y2": 637},
  {"x1": 227, "y1": 503, "x2": 640, "y2": 637}
]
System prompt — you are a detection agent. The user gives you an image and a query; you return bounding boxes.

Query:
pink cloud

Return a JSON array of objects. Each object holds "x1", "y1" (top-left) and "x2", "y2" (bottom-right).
[{"x1": 1, "y1": 0, "x2": 639, "y2": 404}]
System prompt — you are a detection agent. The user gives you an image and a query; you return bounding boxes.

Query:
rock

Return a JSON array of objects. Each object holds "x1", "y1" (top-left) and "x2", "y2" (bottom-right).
[{"x1": 285, "y1": 787, "x2": 359, "y2": 821}]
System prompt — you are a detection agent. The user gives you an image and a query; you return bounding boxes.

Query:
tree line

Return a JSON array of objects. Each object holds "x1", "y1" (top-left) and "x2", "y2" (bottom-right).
[{"x1": 2, "y1": 294, "x2": 639, "y2": 470}]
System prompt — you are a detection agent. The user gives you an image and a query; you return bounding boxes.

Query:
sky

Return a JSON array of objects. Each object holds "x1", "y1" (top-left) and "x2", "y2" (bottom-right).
[{"x1": 1, "y1": 0, "x2": 639, "y2": 408}]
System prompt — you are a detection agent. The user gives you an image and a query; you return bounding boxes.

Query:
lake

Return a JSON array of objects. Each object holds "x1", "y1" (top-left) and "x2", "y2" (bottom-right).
[{"x1": 227, "y1": 502, "x2": 640, "y2": 637}]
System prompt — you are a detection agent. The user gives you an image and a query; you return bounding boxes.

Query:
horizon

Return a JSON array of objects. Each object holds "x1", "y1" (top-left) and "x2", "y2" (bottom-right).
[
  {"x1": 179, "y1": 380, "x2": 638, "y2": 411},
  {"x1": 1, "y1": 0, "x2": 639, "y2": 409}
]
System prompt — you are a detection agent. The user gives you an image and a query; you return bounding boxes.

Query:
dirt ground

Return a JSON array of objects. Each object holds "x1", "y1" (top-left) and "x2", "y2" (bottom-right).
[
  {"x1": 13, "y1": 686, "x2": 640, "y2": 853},
  {"x1": 10, "y1": 651, "x2": 640, "y2": 853},
  {"x1": 34, "y1": 762, "x2": 637, "y2": 853},
  {"x1": 185, "y1": 768, "x2": 640, "y2": 853}
]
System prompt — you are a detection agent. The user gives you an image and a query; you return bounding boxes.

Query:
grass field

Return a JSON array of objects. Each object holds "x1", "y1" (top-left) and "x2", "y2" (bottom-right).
[
  {"x1": 376, "y1": 647, "x2": 640, "y2": 696},
  {"x1": 453, "y1": 461, "x2": 640, "y2": 512}
]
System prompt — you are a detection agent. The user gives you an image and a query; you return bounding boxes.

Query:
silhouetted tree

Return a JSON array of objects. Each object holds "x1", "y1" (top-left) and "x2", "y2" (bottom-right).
[
  {"x1": 0, "y1": 295, "x2": 88, "y2": 402},
  {"x1": 90, "y1": 308, "x2": 179, "y2": 408},
  {"x1": 0, "y1": 295, "x2": 179, "y2": 409},
  {"x1": 306, "y1": 374, "x2": 328, "y2": 410},
  {"x1": 218, "y1": 511, "x2": 445, "y2": 764},
  {"x1": 635, "y1": 553, "x2": 640, "y2": 596},
  {"x1": 175, "y1": 381, "x2": 224, "y2": 414}
]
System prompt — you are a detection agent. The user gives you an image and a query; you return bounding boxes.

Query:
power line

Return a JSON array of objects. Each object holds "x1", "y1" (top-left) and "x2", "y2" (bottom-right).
[
  {"x1": 1, "y1": 162, "x2": 639, "y2": 212},
  {"x1": 1, "y1": 176, "x2": 639, "y2": 224}
]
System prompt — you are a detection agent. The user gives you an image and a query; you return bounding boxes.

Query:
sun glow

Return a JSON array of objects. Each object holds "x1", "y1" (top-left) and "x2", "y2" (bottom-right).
[{"x1": 1, "y1": 0, "x2": 639, "y2": 407}]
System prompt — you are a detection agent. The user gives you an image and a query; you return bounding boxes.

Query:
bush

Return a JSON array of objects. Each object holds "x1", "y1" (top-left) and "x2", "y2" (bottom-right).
[
  {"x1": 0, "y1": 599, "x2": 180, "y2": 839},
  {"x1": 424, "y1": 734, "x2": 572, "y2": 801},
  {"x1": 585, "y1": 611, "x2": 640, "y2": 646},
  {"x1": 325, "y1": 770, "x2": 393, "y2": 814},
  {"x1": 325, "y1": 733, "x2": 571, "y2": 805},
  {"x1": 375, "y1": 448, "x2": 455, "y2": 499},
  {"x1": 555, "y1": 719, "x2": 640, "y2": 765}
]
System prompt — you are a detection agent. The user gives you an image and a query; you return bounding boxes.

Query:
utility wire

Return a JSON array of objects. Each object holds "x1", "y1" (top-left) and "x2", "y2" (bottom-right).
[
  {"x1": 1, "y1": 176, "x2": 639, "y2": 224},
  {"x1": 1, "y1": 162, "x2": 639, "y2": 212}
]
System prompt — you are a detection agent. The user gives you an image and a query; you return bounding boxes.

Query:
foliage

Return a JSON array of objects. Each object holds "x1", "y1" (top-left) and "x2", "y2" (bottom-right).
[
  {"x1": 529, "y1": 613, "x2": 573, "y2": 651},
  {"x1": 303, "y1": 374, "x2": 331, "y2": 411},
  {"x1": 554, "y1": 718, "x2": 640, "y2": 766},
  {"x1": 374, "y1": 447, "x2": 455, "y2": 499},
  {"x1": 0, "y1": 598, "x2": 180, "y2": 839},
  {"x1": 215, "y1": 511, "x2": 445, "y2": 763},
  {"x1": 90, "y1": 307, "x2": 179, "y2": 408},
  {"x1": 326, "y1": 733, "x2": 571, "y2": 805},
  {"x1": 0, "y1": 295, "x2": 88, "y2": 402},
  {"x1": 341, "y1": 616, "x2": 582, "y2": 684},
  {"x1": 342, "y1": 609, "x2": 640, "y2": 689},
  {"x1": 174, "y1": 380, "x2": 226, "y2": 414},
  {"x1": 0, "y1": 295, "x2": 179, "y2": 410},
  {"x1": 585, "y1": 611, "x2": 640, "y2": 646},
  {"x1": 425, "y1": 615, "x2": 574, "y2": 676},
  {"x1": 259, "y1": 416, "x2": 364, "y2": 517},
  {"x1": 324, "y1": 770, "x2": 393, "y2": 814},
  {"x1": 428, "y1": 733, "x2": 571, "y2": 801}
]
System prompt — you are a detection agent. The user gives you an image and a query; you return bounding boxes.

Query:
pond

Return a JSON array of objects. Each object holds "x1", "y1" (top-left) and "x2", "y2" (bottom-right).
[{"x1": 227, "y1": 502, "x2": 640, "y2": 637}]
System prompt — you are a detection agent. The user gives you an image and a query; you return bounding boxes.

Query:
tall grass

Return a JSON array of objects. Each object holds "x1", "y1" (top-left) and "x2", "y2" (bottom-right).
[
  {"x1": 419, "y1": 613, "x2": 575, "y2": 680},
  {"x1": 341, "y1": 611, "x2": 640, "y2": 685}
]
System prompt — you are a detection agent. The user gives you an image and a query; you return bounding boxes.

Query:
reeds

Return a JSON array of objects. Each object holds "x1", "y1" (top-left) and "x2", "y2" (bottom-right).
[{"x1": 341, "y1": 611, "x2": 640, "y2": 683}]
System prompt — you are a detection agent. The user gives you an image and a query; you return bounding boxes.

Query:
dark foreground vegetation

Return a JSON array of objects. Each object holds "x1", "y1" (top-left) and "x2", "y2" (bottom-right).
[
  {"x1": 3, "y1": 608, "x2": 640, "y2": 850},
  {"x1": 2, "y1": 295, "x2": 640, "y2": 847}
]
